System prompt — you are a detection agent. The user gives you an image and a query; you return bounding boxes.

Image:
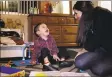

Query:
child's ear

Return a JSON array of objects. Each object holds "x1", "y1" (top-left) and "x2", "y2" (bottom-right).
[{"x1": 36, "y1": 31, "x2": 40, "y2": 35}]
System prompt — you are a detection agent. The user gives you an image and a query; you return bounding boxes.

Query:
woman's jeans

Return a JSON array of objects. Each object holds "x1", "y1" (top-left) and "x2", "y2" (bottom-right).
[{"x1": 74, "y1": 49, "x2": 112, "y2": 76}]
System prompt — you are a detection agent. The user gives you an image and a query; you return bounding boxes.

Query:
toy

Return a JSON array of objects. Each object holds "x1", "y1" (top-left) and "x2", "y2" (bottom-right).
[
  {"x1": 1, "y1": 60, "x2": 12, "y2": 67},
  {"x1": 44, "y1": 2, "x2": 53, "y2": 13},
  {"x1": 12, "y1": 59, "x2": 39, "y2": 66}
]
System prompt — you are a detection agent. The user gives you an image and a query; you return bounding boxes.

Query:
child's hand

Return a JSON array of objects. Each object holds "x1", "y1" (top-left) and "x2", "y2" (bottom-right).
[
  {"x1": 30, "y1": 61, "x2": 36, "y2": 65},
  {"x1": 53, "y1": 55, "x2": 60, "y2": 61}
]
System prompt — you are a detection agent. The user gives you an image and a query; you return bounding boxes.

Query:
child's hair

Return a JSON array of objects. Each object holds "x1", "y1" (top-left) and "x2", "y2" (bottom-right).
[{"x1": 34, "y1": 23, "x2": 43, "y2": 37}]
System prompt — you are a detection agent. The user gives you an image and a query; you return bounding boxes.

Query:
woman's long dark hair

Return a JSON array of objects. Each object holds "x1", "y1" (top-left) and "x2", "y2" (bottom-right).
[
  {"x1": 73, "y1": 1, "x2": 94, "y2": 46},
  {"x1": 73, "y1": 1, "x2": 94, "y2": 13}
]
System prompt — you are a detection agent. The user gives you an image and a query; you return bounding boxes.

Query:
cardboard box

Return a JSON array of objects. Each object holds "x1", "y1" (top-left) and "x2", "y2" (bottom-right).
[
  {"x1": 29, "y1": 71, "x2": 60, "y2": 77},
  {"x1": 29, "y1": 71, "x2": 91, "y2": 77},
  {"x1": 61, "y1": 72, "x2": 91, "y2": 77}
]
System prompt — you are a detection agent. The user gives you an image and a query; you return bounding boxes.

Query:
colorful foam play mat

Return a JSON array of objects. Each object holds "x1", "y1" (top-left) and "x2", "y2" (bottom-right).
[
  {"x1": 12, "y1": 59, "x2": 39, "y2": 66},
  {"x1": 0, "y1": 66, "x2": 25, "y2": 77}
]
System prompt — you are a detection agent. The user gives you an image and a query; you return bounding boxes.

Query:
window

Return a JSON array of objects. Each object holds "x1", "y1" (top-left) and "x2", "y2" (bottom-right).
[
  {"x1": 0, "y1": 0, "x2": 38, "y2": 15},
  {"x1": 98, "y1": 1, "x2": 111, "y2": 11},
  {"x1": 62, "y1": 1, "x2": 70, "y2": 14},
  {"x1": 50, "y1": 1, "x2": 70, "y2": 14}
]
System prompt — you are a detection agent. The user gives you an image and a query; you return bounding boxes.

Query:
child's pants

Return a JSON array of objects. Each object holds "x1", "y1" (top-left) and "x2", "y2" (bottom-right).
[{"x1": 38, "y1": 48, "x2": 69, "y2": 65}]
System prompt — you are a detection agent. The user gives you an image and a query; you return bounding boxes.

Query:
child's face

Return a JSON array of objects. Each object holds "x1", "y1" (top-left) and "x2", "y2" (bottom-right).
[{"x1": 36, "y1": 24, "x2": 49, "y2": 37}]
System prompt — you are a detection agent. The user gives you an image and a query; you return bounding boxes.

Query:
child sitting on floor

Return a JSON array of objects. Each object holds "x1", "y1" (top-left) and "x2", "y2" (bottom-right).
[{"x1": 31, "y1": 23, "x2": 68, "y2": 71}]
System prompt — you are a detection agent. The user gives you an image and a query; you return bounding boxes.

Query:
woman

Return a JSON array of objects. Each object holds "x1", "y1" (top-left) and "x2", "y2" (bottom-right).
[{"x1": 73, "y1": 1, "x2": 112, "y2": 77}]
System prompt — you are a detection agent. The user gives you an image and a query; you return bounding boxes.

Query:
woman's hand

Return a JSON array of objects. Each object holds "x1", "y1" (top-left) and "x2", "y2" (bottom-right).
[
  {"x1": 53, "y1": 55, "x2": 60, "y2": 61},
  {"x1": 75, "y1": 48, "x2": 88, "y2": 59}
]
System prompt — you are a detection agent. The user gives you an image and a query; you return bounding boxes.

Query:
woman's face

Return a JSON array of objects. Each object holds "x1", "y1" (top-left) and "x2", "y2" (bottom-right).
[{"x1": 73, "y1": 9, "x2": 82, "y2": 21}]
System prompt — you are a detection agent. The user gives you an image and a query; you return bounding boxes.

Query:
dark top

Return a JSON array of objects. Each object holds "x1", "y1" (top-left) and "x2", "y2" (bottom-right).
[{"x1": 83, "y1": 7, "x2": 112, "y2": 53}]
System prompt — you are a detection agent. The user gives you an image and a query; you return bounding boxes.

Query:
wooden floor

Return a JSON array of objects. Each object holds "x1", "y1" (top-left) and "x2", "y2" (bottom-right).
[
  {"x1": 0, "y1": 59, "x2": 79, "y2": 76},
  {"x1": 0, "y1": 48, "x2": 99, "y2": 77}
]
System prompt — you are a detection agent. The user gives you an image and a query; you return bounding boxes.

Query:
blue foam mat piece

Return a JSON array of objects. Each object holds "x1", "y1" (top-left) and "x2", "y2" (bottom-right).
[
  {"x1": 13, "y1": 59, "x2": 39, "y2": 66},
  {"x1": 0, "y1": 66, "x2": 21, "y2": 74}
]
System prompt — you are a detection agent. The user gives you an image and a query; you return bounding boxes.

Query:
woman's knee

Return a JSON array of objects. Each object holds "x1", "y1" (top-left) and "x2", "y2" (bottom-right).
[
  {"x1": 74, "y1": 55, "x2": 89, "y2": 69},
  {"x1": 74, "y1": 52, "x2": 98, "y2": 69},
  {"x1": 74, "y1": 57, "x2": 85, "y2": 69}
]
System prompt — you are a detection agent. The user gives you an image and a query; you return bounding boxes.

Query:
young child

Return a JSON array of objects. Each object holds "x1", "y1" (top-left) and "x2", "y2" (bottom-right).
[{"x1": 31, "y1": 23, "x2": 67, "y2": 71}]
